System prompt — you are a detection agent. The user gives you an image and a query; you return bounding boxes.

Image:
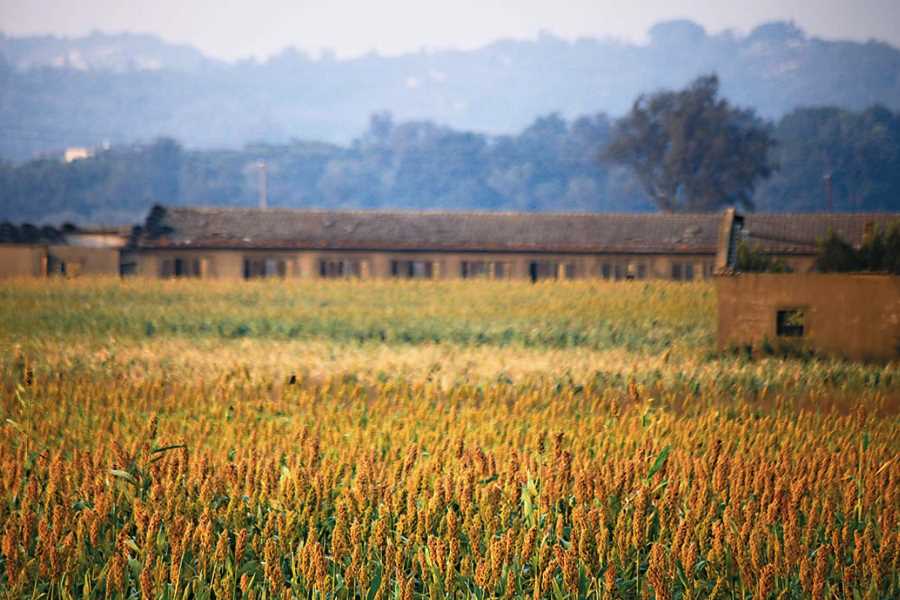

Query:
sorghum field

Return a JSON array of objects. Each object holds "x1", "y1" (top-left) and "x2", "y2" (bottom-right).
[{"x1": 1, "y1": 279, "x2": 898, "y2": 600}]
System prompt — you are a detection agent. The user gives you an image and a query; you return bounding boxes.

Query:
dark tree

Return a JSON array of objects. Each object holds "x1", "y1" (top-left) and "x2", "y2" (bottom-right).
[
  {"x1": 605, "y1": 75, "x2": 776, "y2": 212},
  {"x1": 815, "y1": 222, "x2": 900, "y2": 273}
]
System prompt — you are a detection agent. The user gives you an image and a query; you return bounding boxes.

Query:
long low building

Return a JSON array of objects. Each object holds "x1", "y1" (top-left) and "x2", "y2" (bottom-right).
[
  {"x1": 118, "y1": 205, "x2": 898, "y2": 281},
  {"x1": 2, "y1": 206, "x2": 895, "y2": 281}
]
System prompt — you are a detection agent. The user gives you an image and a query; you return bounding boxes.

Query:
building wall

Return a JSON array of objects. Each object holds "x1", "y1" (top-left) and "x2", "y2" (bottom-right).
[
  {"x1": 0, "y1": 245, "x2": 47, "y2": 278},
  {"x1": 47, "y1": 246, "x2": 120, "y2": 277},
  {"x1": 131, "y1": 249, "x2": 720, "y2": 281},
  {"x1": 716, "y1": 273, "x2": 900, "y2": 361}
]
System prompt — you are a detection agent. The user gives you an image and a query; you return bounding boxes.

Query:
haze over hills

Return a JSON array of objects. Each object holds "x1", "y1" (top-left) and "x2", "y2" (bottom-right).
[{"x1": 1, "y1": 19, "x2": 900, "y2": 162}]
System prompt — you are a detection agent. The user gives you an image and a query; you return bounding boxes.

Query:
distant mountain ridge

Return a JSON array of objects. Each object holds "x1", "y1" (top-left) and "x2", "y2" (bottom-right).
[
  {"x1": 0, "y1": 31, "x2": 213, "y2": 72},
  {"x1": 1, "y1": 20, "x2": 899, "y2": 161}
]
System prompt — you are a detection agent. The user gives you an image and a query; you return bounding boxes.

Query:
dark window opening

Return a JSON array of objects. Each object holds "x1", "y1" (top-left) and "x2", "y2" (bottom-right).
[
  {"x1": 47, "y1": 256, "x2": 66, "y2": 276},
  {"x1": 636, "y1": 264, "x2": 647, "y2": 279},
  {"x1": 672, "y1": 263, "x2": 694, "y2": 281},
  {"x1": 777, "y1": 309, "x2": 806, "y2": 337},
  {"x1": 461, "y1": 261, "x2": 488, "y2": 278},
  {"x1": 600, "y1": 263, "x2": 611, "y2": 280},
  {"x1": 320, "y1": 259, "x2": 363, "y2": 278},
  {"x1": 461, "y1": 260, "x2": 509, "y2": 279},
  {"x1": 390, "y1": 260, "x2": 433, "y2": 279},
  {"x1": 529, "y1": 261, "x2": 557, "y2": 283},
  {"x1": 161, "y1": 257, "x2": 202, "y2": 278},
  {"x1": 564, "y1": 263, "x2": 576, "y2": 279},
  {"x1": 244, "y1": 257, "x2": 286, "y2": 279}
]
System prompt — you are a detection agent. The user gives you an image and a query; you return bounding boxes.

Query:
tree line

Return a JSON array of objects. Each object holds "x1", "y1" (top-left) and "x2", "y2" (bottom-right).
[{"x1": 1, "y1": 77, "x2": 899, "y2": 224}]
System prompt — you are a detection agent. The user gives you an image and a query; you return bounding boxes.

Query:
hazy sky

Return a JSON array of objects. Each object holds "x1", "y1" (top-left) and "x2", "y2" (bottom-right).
[{"x1": 2, "y1": 0, "x2": 899, "y2": 60}]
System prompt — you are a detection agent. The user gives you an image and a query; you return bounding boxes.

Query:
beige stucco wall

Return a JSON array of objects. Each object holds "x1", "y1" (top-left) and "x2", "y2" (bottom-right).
[
  {"x1": 716, "y1": 273, "x2": 900, "y2": 361},
  {"x1": 131, "y1": 249, "x2": 721, "y2": 281},
  {"x1": 0, "y1": 245, "x2": 47, "y2": 278},
  {"x1": 47, "y1": 246, "x2": 120, "y2": 276}
]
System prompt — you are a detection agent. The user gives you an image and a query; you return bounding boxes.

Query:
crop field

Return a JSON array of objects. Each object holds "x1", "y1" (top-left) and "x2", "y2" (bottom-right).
[{"x1": 1, "y1": 279, "x2": 898, "y2": 599}]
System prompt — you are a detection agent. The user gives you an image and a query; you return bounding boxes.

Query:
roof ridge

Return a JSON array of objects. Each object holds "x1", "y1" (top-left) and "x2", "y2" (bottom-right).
[
  {"x1": 746, "y1": 212, "x2": 900, "y2": 218},
  {"x1": 163, "y1": 205, "x2": 723, "y2": 218},
  {"x1": 162, "y1": 205, "x2": 900, "y2": 218}
]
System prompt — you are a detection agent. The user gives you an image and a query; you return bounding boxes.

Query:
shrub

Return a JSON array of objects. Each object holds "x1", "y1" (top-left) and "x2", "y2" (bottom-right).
[
  {"x1": 816, "y1": 220, "x2": 900, "y2": 273},
  {"x1": 734, "y1": 240, "x2": 792, "y2": 272}
]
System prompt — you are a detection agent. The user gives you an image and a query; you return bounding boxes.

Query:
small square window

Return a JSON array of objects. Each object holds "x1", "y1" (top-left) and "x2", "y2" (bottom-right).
[{"x1": 776, "y1": 309, "x2": 805, "y2": 337}]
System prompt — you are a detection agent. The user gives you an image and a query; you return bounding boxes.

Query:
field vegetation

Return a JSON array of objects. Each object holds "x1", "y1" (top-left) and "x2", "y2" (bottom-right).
[{"x1": 1, "y1": 279, "x2": 898, "y2": 599}]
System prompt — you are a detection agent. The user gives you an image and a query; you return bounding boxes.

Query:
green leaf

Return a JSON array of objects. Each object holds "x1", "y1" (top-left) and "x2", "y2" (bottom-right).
[
  {"x1": 646, "y1": 446, "x2": 671, "y2": 480},
  {"x1": 366, "y1": 562, "x2": 383, "y2": 600},
  {"x1": 151, "y1": 443, "x2": 187, "y2": 455},
  {"x1": 127, "y1": 557, "x2": 142, "y2": 577}
]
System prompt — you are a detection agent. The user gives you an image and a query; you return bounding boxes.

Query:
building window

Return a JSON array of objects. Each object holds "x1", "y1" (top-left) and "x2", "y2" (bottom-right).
[
  {"x1": 600, "y1": 263, "x2": 611, "y2": 280},
  {"x1": 563, "y1": 263, "x2": 577, "y2": 279},
  {"x1": 244, "y1": 257, "x2": 286, "y2": 279},
  {"x1": 528, "y1": 261, "x2": 558, "y2": 282},
  {"x1": 776, "y1": 309, "x2": 806, "y2": 337},
  {"x1": 462, "y1": 261, "x2": 511, "y2": 279},
  {"x1": 391, "y1": 260, "x2": 433, "y2": 279},
  {"x1": 636, "y1": 264, "x2": 647, "y2": 279},
  {"x1": 319, "y1": 258, "x2": 364, "y2": 278},
  {"x1": 47, "y1": 256, "x2": 67, "y2": 276},
  {"x1": 671, "y1": 263, "x2": 694, "y2": 281},
  {"x1": 613, "y1": 264, "x2": 625, "y2": 281},
  {"x1": 461, "y1": 260, "x2": 489, "y2": 278},
  {"x1": 161, "y1": 257, "x2": 203, "y2": 278}
]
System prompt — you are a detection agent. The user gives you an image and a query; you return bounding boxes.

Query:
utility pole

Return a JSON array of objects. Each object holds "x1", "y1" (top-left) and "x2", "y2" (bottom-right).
[
  {"x1": 256, "y1": 161, "x2": 268, "y2": 209},
  {"x1": 823, "y1": 171, "x2": 833, "y2": 212}
]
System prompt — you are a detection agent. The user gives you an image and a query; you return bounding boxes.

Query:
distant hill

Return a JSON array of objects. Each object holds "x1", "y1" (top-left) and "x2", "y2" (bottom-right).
[
  {"x1": 1, "y1": 20, "x2": 899, "y2": 162},
  {"x1": 0, "y1": 31, "x2": 214, "y2": 72}
]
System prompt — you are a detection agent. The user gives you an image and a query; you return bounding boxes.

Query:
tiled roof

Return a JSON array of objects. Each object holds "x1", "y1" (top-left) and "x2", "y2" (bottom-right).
[
  {"x1": 134, "y1": 206, "x2": 899, "y2": 255},
  {"x1": 135, "y1": 206, "x2": 723, "y2": 254},
  {"x1": 743, "y1": 213, "x2": 899, "y2": 254}
]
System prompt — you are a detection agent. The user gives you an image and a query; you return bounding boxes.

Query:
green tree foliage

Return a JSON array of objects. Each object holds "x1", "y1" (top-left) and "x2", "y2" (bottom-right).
[
  {"x1": 0, "y1": 222, "x2": 68, "y2": 243},
  {"x1": 734, "y1": 241, "x2": 791, "y2": 272},
  {"x1": 0, "y1": 113, "x2": 650, "y2": 224},
  {"x1": 604, "y1": 75, "x2": 776, "y2": 212},
  {"x1": 756, "y1": 105, "x2": 900, "y2": 211},
  {"x1": 815, "y1": 221, "x2": 900, "y2": 273},
  {"x1": 1, "y1": 106, "x2": 899, "y2": 225}
]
